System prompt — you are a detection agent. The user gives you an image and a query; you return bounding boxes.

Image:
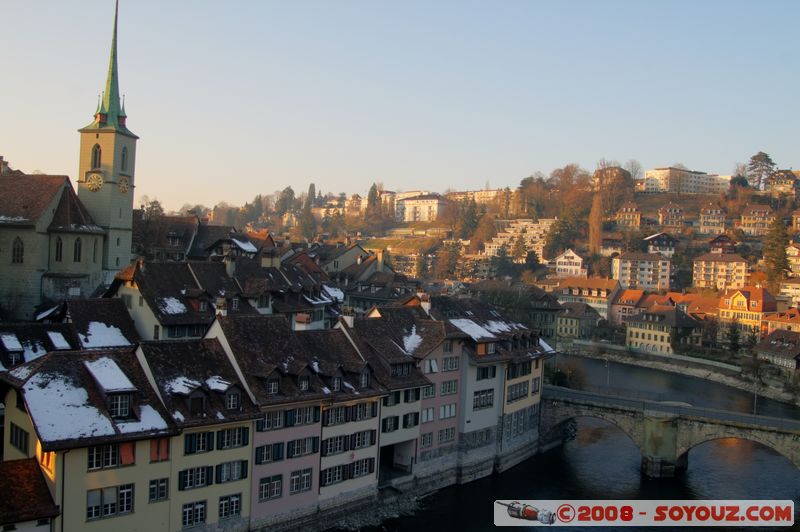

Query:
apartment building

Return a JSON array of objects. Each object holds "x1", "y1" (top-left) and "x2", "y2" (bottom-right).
[
  {"x1": 718, "y1": 287, "x2": 777, "y2": 342},
  {"x1": 624, "y1": 307, "x2": 703, "y2": 354},
  {"x1": 699, "y1": 203, "x2": 726, "y2": 235},
  {"x1": 484, "y1": 218, "x2": 557, "y2": 261},
  {"x1": 643, "y1": 232, "x2": 677, "y2": 257},
  {"x1": 692, "y1": 253, "x2": 749, "y2": 291},
  {"x1": 740, "y1": 204, "x2": 775, "y2": 237},
  {"x1": 612, "y1": 252, "x2": 671, "y2": 292},
  {"x1": 658, "y1": 203, "x2": 684, "y2": 228},
  {"x1": 643, "y1": 167, "x2": 731, "y2": 194},
  {"x1": 395, "y1": 194, "x2": 448, "y2": 222},
  {"x1": 763, "y1": 308, "x2": 800, "y2": 335},
  {"x1": 556, "y1": 277, "x2": 620, "y2": 319},
  {"x1": 552, "y1": 248, "x2": 587, "y2": 278},
  {"x1": 615, "y1": 202, "x2": 641, "y2": 229}
]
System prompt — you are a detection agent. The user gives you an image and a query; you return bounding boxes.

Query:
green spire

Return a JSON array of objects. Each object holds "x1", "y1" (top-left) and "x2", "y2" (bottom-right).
[{"x1": 102, "y1": 0, "x2": 121, "y2": 124}]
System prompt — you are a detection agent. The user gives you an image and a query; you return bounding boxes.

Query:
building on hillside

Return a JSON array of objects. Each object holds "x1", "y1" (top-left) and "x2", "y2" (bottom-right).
[
  {"x1": 718, "y1": 286, "x2": 777, "y2": 342},
  {"x1": 754, "y1": 330, "x2": 800, "y2": 375},
  {"x1": 556, "y1": 302, "x2": 600, "y2": 340},
  {"x1": 454, "y1": 254, "x2": 495, "y2": 281},
  {"x1": 643, "y1": 232, "x2": 677, "y2": 257},
  {"x1": 766, "y1": 170, "x2": 798, "y2": 197},
  {"x1": 609, "y1": 288, "x2": 645, "y2": 326},
  {"x1": 643, "y1": 167, "x2": 731, "y2": 194},
  {"x1": 592, "y1": 166, "x2": 631, "y2": 191},
  {"x1": 792, "y1": 209, "x2": 800, "y2": 231},
  {"x1": 692, "y1": 253, "x2": 748, "y2": 291},
  {"x1": 763, "y1": 308, "x2": 800, "y2": 335},
  {"x1": 698, "y1": 203, "x2": 726, "y2": 235},
  {"x1": 615, "y1": 202, "x2": 641, "y2": 229},
  {"x1": 555, "y1": 277, "x2": 620, "y2": 320},
  {"x1": 552, "y1": 248, "x2": 587, "y2": 278},
  {"x1": 600, "y1": 237, "x2": 624, "y2": 257},
  {"x1": 709, "y1": 234, "x2": 736, "y2": 254},
  {"x1": 446, "y1": 189, "x2": 503, "y2": 205},
  {"x1": 484, "y1": 219, "x2": 557, "y2": 262},
  {"x1": 785, "y1": 243, "x2": 800, "y2": 277},
  {"x1": 624, "y1": 307, "x2": 703, "y2": 354},
  {"x1": 395, "y1": 194, "x2": 448, "y2": 222},
  {"x1": 658, "y1": 203, "x2": 684, "y2": 228},
  {"x1": 740, "y1": 204, "x2": 775, "y2": 237},
  {"x1": 779, "y1": 279, "x2": 800, "y2": 307},
  {"x1": 611, "y1": 252, "x2": 671, "y2": 292}
]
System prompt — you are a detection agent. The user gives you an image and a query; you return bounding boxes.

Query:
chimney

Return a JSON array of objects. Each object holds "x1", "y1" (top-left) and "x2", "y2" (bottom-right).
[
  {"x1": 419, "y1": 292, "x2": 431, "y2": 315},
  {"x1": 357, "y1": 255, "x2": 362, "y2": 265},
  {"x1": 216, "y1": 297, "x2": 228, "y2": 316}
]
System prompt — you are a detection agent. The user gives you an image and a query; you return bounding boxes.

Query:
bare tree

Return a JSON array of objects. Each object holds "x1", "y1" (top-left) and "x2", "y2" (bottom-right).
[{"x1": 623, "y1": 159, "x2": 643, "y2": 181}]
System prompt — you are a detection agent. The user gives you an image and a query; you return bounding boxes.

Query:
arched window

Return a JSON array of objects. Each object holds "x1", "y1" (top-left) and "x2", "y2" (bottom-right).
[
  {"x1": 55, "y1": 237, "x2": 63, "y2": 262},
  {"x1": 74, "y1": 238, "x2": 82, "y2": 262},
  {"x1": 93, "y1": 239, "x2": 98, "y2": 263},
  {"x1": 91, "y1": 144, "x2": 102, "y2": 169},
  {"x1": 120, "y1": 147, "x2": 128, "y2": 172},
  {"x1": 11, "y1": 237, "x2": 24, "y2": 264}
]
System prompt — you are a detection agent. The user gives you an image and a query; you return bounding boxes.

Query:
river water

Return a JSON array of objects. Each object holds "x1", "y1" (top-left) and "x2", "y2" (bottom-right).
[{"x1": 366, "y1": 355, "x2": 800, "y2": 531}]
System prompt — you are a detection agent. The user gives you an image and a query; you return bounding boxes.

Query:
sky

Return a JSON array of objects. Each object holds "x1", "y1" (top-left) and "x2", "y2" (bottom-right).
[{"x1": 2, "y1": 0, "x2": 799, "y2": 211}]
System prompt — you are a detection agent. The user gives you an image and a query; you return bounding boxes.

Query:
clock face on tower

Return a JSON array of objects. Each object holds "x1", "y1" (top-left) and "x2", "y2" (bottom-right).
[
  {"x1": 118, "y1": 176, "x2": 129, "y2": 193},
  {"x1": 86, "y1": 173, "x2": 104, "y2": 192}
]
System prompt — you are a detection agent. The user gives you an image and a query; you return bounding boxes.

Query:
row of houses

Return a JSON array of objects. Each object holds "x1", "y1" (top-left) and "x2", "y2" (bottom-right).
[{"x1": 0, "y1": 296, "x2": 550, "y2": 531}]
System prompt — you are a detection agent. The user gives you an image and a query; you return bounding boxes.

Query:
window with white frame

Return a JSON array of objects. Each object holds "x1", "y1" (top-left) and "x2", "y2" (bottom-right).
[
  {"x1": 352, "y1": 458, "x2": 373, "y2": 478},
  {"x1": 473, "y1": 389, "x2": 494, "y2": 410},
  {"x1": 266, "y1": 379, "x2": 279, "y2": 395},
  {"x1": 332, "y1": 376, "x2": 342, "y2": 391},
  {"x1": 299, "y1": 376, "x2": 309, "y2": 391},
  {"x1": 259, "y1": 475, "x2": 282, "y2": 501},
  {"x1": 182, "y1": 501, "x2": 206, "y2": 528},
  {"x1": 421, "y1": 432, "x2": 433, "y2": 448},
  {"x1": 219, "y1": 493, "x2": 241, "y2": 519},
  {"x1": 422, "y1": 384, "x2": 435, "y2": 398},
  {"x1": 442, "y1": 356, "x2": 459, "y2": 371},
  {"x1": 382, "y1": 416, "x2": 399, "y2": 432},
  {"x1": 321, "y1": 464, "x2": 346, "y2": 486},
  {"x1": 109, "y1": 394, "x2": 131, "y2": 418},
  {"x1": 293, "y1": 406, "x2": 315, "y2": 425},
  {"x1": 288, "y1": 437, "x2": 317, "y2": 458},
  {"x1": 440, "y1": 379, "x2": 458, "y2": 395},
  {"x1": 352, "y1": 430, "x2": 373, "y2": 449},
  {"x1": 532, "y1": 377, "x2": 541, "y2": 394},
  {"x1": 87, "y1": 484, "x2": 134, "y2": 520},
  {"x1": 148, "y1": 478, "x2": 168, "y2": 503},
  {"x1": 324, "y1": 406, "x2": 348, "y2": 426},
  {"x1": 477, "y1": 365, "x2": 496, "y2": 380},
  {"x1": 324, "y1": 435, "x2": 347, "y2": 456},
  {"x1": 439, "y1": 403, "x2": 456, "y2": 419},
  {"x1": 421, "y1": 407, "x2": 434, "y2": 423},
  {"x1": 217, "y1": 460, "x2": 247, "y2": 483},
  {"x1": 506, "y1": 381, "x2": 529, "y2": 403},
  {"x1": 443, "y1": 340, "x2": 453, "y2": 353},
  {"x1": 351, "y1": 402, "x2": 375, "y2": 421},
  {"x1": 217, "y1": 427, "x2": 248, "y2": 449},
  {"x1": 423, "y1": 358, "x2": 439, "y2": 373},
  {"x1": 226, "y1": 392, "x2": 240, "y2": 410},
  {"x1": 259, "y1": 411, "x2": 283, "y2": 431},
  {"x1": 438, "y1": 427, "x2": 455, "y2": 443},
  {"x1": 289, "y1": 468, "x2": 312, "y2": 494},
  {"x1": 180, "y1": 466, "x2": 211, "y2": 490},
  {"x1": 360, "y1": 370, "x2": 370, "y2": 388}
]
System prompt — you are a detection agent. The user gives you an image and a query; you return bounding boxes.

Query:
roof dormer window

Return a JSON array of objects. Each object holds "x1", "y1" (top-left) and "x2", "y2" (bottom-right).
[
  {"x1": 267, "y1": 379, "x2": 279, "y2": 395},
  {"x1": 332, "y1": 376, "x2": 342, "y2": 392},
  {"x1": 199, "y1": 301, "x2": 208, "y2": 311},
  {"x1": 299, "y1": 376, "x2": 309, "y2": 391},
  {"x1": 226, "y1": 391, "x2": 240, "y2": 411},
  {"x1": 109, "y1": 393, "x2": 131, "y2": 419},
  {"x1": 359, "y1": 370, "x2": 370, "y2": 389},
  {"x1": 189, "y1": 393, "x2": 206, "y2": 416}
]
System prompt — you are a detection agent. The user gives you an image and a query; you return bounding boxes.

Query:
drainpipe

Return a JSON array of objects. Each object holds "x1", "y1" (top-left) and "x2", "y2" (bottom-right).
[{"x1": 60, "y1": 449, "x2": 69, "y2": 532}]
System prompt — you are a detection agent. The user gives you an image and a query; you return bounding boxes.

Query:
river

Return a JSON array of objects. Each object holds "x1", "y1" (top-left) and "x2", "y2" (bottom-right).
[{"x1": 363, "y1": 355, "x2": 800, "y2": 531}]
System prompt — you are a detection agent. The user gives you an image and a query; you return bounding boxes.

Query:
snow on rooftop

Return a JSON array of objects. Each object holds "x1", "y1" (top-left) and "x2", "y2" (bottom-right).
[
  {"x1": 24, "y1": 373, "x2": 115, "y2": 442},
  {"x1": 304, "y1": 295, "x2": 332, "y2": 306},
  {"x1": 158, "y1": 297, "x2": 187, "y2": 315},
  {"x1": 484, "y1": 320, "x2": 512, "y2": 334},
  {"x1": 172, "y1": 411, "x2": 185, "y2": 422},
  {"x1": 403, "y1": 325, "x2": 423, "y2": 355},
  {"x1": 117, "y1": 405, "x2": 169, "y2": 434},
  {"x1": 81, "y1": 322, "x2": 131, "y2": 349},
  {"x1": 47, "y1": 331, "x2": 71, "y2": 350},
  {"x1": 165, "y1": 376, "x2": 202, "y2": 395},
  {"x1": 84, "y1": 357, "x2": 137, "y2": 393},
  {"x1": 311, "y1": 360, "x2": 320, "y2": 373},
  {"x1": 0, "y1": 215, "x2": 29, "y2": 223},
  {"x1": 35, "y1": 305, "x2": 60, "y2": 321},
  {"x1": 216, "y1": 411, "x2": 225, "y2": 420},
  {"x1": 205, "y1": 375, "x2": 231, "y2": 392},
  {"x1": 10, "y1": 365, "x2": 33, "y2": 380},
  {"x1": 232, "y1": 238, "x2": 258, "y2": 253},
  {"x1": 450, "y1": 318, "x2": 497, "y2": 341},
  {"x1": 321, "y1": 386, "x2": 331, "y2": 394},
  {"x1": 0, "y1": 333, "x2": 22, "y2": 352},
  {"x1": 322, "y1": 285, "x2": 344, "y2": 303},
  {"x1": 22, "y1": 340, "x2": 47, "y2": 362},
  {"x1": 539, "y1": 338, "x2": 556, "y2": 353}
]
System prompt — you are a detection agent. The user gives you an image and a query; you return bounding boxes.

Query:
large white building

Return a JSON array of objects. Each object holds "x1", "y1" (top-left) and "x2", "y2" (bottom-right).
[
  {"x1": 642, "y1": 167, "x2": 731, "y2": 195},
  {"x1": 612, "y1": 252, "x2": 671, "y2": 292},
  {"x1": 484, "y1": 218, "x2": 557, "y2": 261},
  {"x1": 395, "y1": 194, "x2": 448, "y2": 222},
  {"x1": 551, "y1": 248, "x2": 587, "y2": 278}
]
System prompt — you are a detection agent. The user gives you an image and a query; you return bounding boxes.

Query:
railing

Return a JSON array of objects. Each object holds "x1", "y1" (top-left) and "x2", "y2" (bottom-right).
[{"x1": 543, "y1": 385, "x2": 800, "y2": 432}]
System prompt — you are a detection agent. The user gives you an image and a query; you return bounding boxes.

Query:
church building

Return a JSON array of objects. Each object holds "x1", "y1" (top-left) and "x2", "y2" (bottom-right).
[{"x1": 0, "y1": 2, "x2": 136, "y2": 320}]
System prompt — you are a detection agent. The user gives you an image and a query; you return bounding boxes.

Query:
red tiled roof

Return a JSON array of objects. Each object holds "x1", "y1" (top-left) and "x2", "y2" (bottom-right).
[
  {"x1": 0, "y1": 174, "x2": 67, "y2": 226},
  {"x1": 0, "y1": 459, "x2": 59, "y2": 525}
]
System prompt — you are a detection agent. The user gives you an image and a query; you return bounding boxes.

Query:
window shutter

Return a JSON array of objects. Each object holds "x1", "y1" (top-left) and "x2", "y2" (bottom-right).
[
  {"x1": 178, "y1": 470, "x2": 186, "y2": 491},
  {"x1": 343, "y1": 464, "x2": 351, "y2": 480},
  {"x1": 242, "y1": 427, "x2": 249, "y2": 445},
  {"x1": 404, "y1": 390, "x2": 410, "y2": 402},
  {"x1": 217, "y1": 431, "x2": 224, "y2": 449},
  {"x1": 120, "y1": 442, "x2": 135, "y2": 465},
  {"x1": 369, "y1": 458, "x2": 375, "y2": 474},
  {"x1": 287, "y1": 441, "x2": 295, "y2": 458},
  {"x1": 207, "y1": 431, "x2": 215, "y2": 451},
  {"x1": 255, "y1": 446, "x2": 264, "y2": 465},
  {"x1": 240, "y1": 460, "x2": 248, "y2": 479},
  {"x1": 184, "y1": 434, "x2": 195, "y2": 454},
  {"x1": 344, "y1": 436, "x2": 350, "y2": 451},
  {"x1": 371, "y1": 402, "x2": 378, "y2": 417},
  {"x1": 321, "y1": 440, "x2": 328, "y2": 457},
  {"x1": 215, "y1": 464, "x2": 223, "y2": 484},
  {"x1": 414, "y1": 412, "x2": 419, "y2": 426},
  {"x1": 382, "y1": 396, "x2": 388, "y2": 407},
  {"x1": 394, "y1": 391, "x2": 401, "y2": 404},
  {"x1": 274, "y1": 443, "x2": 284, "y2": 461},
  {"x1": 313, "y1": 437, "x2": 319, "y2": 453},
  {"x1": 150, "y1": 439, "x2": 159, "y2": 462},
  {"x1": 322, "y1": 410, "x2": 330, "y2": 426},
  {"x1": 370, "y1": 430, "x2": 377, "y2": 446},
  {"x1": 285, "y1": 409, "x2": 295, "y2": 427},
  {"x1": 313, "y1": 406, "x2": 321, "y2": 423},
  {"x1": 207, "y1": 466, "x2": 214, "y2": 485},
  {"x1": 256, "y1": 419, "x2": 265, "y2": 432},
  {"x1": 381, "y1": 418, "x2": 387, "y2": 432},
  {"x1": 160, "y1": 438, "x2": 170, "y2": 460},
  {"x1": 344, "y1": 407, "x2": 351, "y2": 423},
  {"x1": 320, "y1": 471, "x2": 326, "y2": 487}
]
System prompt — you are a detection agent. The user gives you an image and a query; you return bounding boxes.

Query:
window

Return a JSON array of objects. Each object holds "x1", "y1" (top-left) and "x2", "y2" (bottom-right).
[
  {"x1": 9, "y1": 423, "x2": 29, "y2": 455},
  {"x1": 91, "y1": 144, "x2": 102, "y2": 169},
  {"x1": 421, "y1": 432, "x2": 433, "y2": 448},
  {"x1": 359, "y1": 370, "x2": 370, "y2": 388},
  {"x1": 351, "y1": 401, "x2": 376, "y2": 421},
  {"x1": 182, "y1": 501, "x2": 206, "y2": 528},
  {"x1": 473, "y1": 389, "x2": 494, "y2": 410},
  {"x1": 381, "y1": 416, "x2": 399, "y2": 433},
  {"x1": 11, "y1": 237, "x2": 23, "y2": 264},
  {"x1": 421, "y1": 407, "x2": 434, "y2": 423},
  {"x1": 148, "y1": 478, "x2": 168, "y2": 502},
  {"x1": 289, "y1": 468, "x2": 313, "y2": 494},
  {"x1": 439, "y1": 403, "x2": 456, "y2": 419},
  {"x1": 332, "y1": 376, "x2": 342, "y2": 392},
  {"x1": 438, "y1": 427, "x2": 455, "y2": 443},
  {"x1": 287, "y1": 437, "x2": 318, "y2": 458},
  {"x1": 226, "y1": 392, "x2": 240, "y2": 410},
  {"x1": 55, "y1": 237, "x2": 63, "y2": 262},
  {"x1": 402, "y1": 412, "x2": 419, "y2": 428},
  {"x1": 422, "y1": 384, "x2": 435, "y2": 398},
  {"x1": 150, "y1": 438, "x2": 170, "y2": 462},
  {"x1": 217, "y1": 427, "x2": 248, "y2": 450},
  {"x1": 442, "y1": 356, "x2": 459, "y2": 371},
  {"x1": 351, "y1": 430, "x2": 375, "y2": 449},
  {"x1": 323, "y1": 406, "x2": 348, "y2": 426},
  {"x1": 390, "y1": 363, "x2": 412, "y2": 377},
  {"x1": 323, "y1": 435, "x2": 347, "y2": 456},
  {"x1": 255, "y1": 442, "x2": 284, "y2": 464},
  {"x1": 256, "y1": 411, "x2": 284, "y2": 431},
  {"x1": 88, "y1": 443, "x2": 134, "y2": 469},
  {"x1": 440, "y1": 379, "x2": 458, "y2": 395},
  {"x1": 486, "y1": 343, "x2": 496, "y2": 354},
  {"x1": 351, "y1": 458, "x2": 374, "y2": 478},
  {"x1": 267, "y1": 379, "x2": 279, "y2": 395},
  {"x1": 217, "y1": 460, "x2": 248, "y2": 483},
  {"x1": 290, "y1": 406, "x2": 316, "y2": 426},
  {"x1": 423, "y1": 358, "x2": 438, "y2": 374},
  {"x1": 109, "y1": 394, "x2": 130, "y2": 419},
  {"x1": 404, "y1": 388, "x2": 421, "y2": 402},
  {"x1": 179, "y1": 466, "x2": 212, "y2": 490},
  {"x1": 120, "y1": 147, "x2": 128, "y2": 172},
  {"x1": 153, "y1": 325, "x2": 159, "y2": 340},
  {"x1": 506, "y1": 381, "x2": 529, "y2": 403},
  {"x1": 532, "y1": 377, "x2": 541, "y2": 394},
  {"x1": 218, "y1": 494, "x2": 241, "y2": 520},
  {"x1": 443, "y1": 340, "x2": 453, "y2": 353},
  {"x1": 507, "y1": 361, "x2": 531, "y2": 379},
  {"x1": 321, "y1": 464, "x2": 347, "y2": 487},
  {"x1": 382, "y1": 391, "x2": 401, "y2": 407},
  {"x1": 86, "y1": 484, "x2": 133, "y2": 520},
  {"x1": 232, "y1": 298, "x2": 240, "y2": 310},
  {"x1": 184, "y1": 432, "x2": 214, "y2": 454},
  {"x1": 259, "y1": 475, "x2": 282, "y2": 501},
  {"x1": 477, "y1": 366, "x2": 496, "y2": 380},
  {"x1": 299, "y1": 376, "x2": 309, "y2": 391},
  {"x1": 74, "y1": 238, "x2": 82, "y2": 262}
]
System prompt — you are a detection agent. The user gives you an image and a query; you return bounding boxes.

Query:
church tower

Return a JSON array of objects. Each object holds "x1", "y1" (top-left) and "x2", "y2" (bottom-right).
[{"x1": 77, "y1": 0, "x2": 137, "y2": 273}]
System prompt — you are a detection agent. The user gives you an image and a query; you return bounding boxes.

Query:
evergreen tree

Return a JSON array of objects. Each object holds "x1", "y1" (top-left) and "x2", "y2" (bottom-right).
[
  {"x1": 726, "y1": 320, "x2": 740, "y2": 352},
  {"x1": 588, "y1": 193, "x2": 603, "y2": 254},
  {"x1": 492, "y1": 244, "x2": 514, "y2": 278},
  {"x1": 459, "y1": 199, "x2": 479, "y2": 239},
  {"x1": 366, "y1": 183, "x2": 380, "y2": 218},
  {"x1": 300, "y1": 183, "x2": 317, "y2": 239},
  {"x1": 747, "y1": 151, "x2": 776, "y2": 190},
  {"x1": 511, "y1": 232, "x2": 527, "y2": 263},
  {"x1": 275, "y1": 186, "x2": 296, "y2": 215},
  {"x1": 764, "y1": 217, "x2": 790, "y2": 288}
]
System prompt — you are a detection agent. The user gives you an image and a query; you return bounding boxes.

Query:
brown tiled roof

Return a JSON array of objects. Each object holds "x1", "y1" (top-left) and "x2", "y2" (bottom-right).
[
  {"x1": 65, "y1": 298, "x2": 140, "y2": 348},
  {"x1": 719, "y1": 286, "x2": 777, "y2": 312},
  {"x1": 624, "y1": 307, "x2": 701, "y2": 328},
  {"x1": 137, "y1": 339, "x2": 261, "y2": 428},
  {"x1": 132, "y1": 212, "x2": 199, "y2": 253},
  {"x1": 0, "y1": 174, "x2": 66, "y2": 226},
  {"x1": 754, "y1": 330, "x2": 800, "y2": 362},
  {"x1": 0, "y1": 323, "x2": 81, "y2": 369},
  {"x1": 763, "y1": 308, "x2": 800, "y2": 325},
  {"x1": 128, "y1": 261, "x2": 216, "y2": 326},
  {"x1": 47, "y1": 182, "x2": 104, "y2": 234},
  {"x1": 613, "y1": 289, "x2": 645, "y2": 306},
  {"x1": 0, "y1": 458, "x2": 59, "y2": 525},
  {"x1": 617, "y1": 252, "x2": 669, "y2": 262},
  {"x1": 693, "y1": 252, "x2": 747, "y2": 263},
  {"x1": 558, "y1": 302, "x2": 599, "y2": 319},
  {"x1": 558, "y1": 277, "x2": 619, "y2": 291}
]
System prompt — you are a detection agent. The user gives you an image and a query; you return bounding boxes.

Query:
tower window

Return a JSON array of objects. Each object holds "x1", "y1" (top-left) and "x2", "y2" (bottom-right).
[
  {"x1": 12, "y1": 237, "x2": 24, "y2": 264},
  {"x1": 121, "y1": 147, "x2": 128, "y2": 173},
  {"x1": 55, "y1": 237, "x2": 63, "y2": 262},
  {"x1": 91, "y1": 144, "x2": 102, "y2": 169},
  {"x1": 74, "y1": 238, "x2": 82, "y2": 262}
]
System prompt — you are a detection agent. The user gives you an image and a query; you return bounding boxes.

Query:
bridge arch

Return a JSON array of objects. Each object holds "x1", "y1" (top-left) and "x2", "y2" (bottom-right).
[
  {"x1": 540, "y1": 398, "x2": 645, "y2": 452},
  {"x1": 676, "y1": 430, "x2": 800, "y2": 470}
]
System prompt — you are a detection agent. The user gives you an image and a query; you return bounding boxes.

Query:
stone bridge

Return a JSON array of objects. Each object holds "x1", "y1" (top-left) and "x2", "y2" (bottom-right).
[{"x1": 540, "y1": 385, "x2": 800, "y2": 477}]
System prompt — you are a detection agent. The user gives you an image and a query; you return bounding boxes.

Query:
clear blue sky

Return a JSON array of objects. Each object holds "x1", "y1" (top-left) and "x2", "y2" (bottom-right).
[{"x1": 2, "y1": 0, "x2": 798, "y2": 211}]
